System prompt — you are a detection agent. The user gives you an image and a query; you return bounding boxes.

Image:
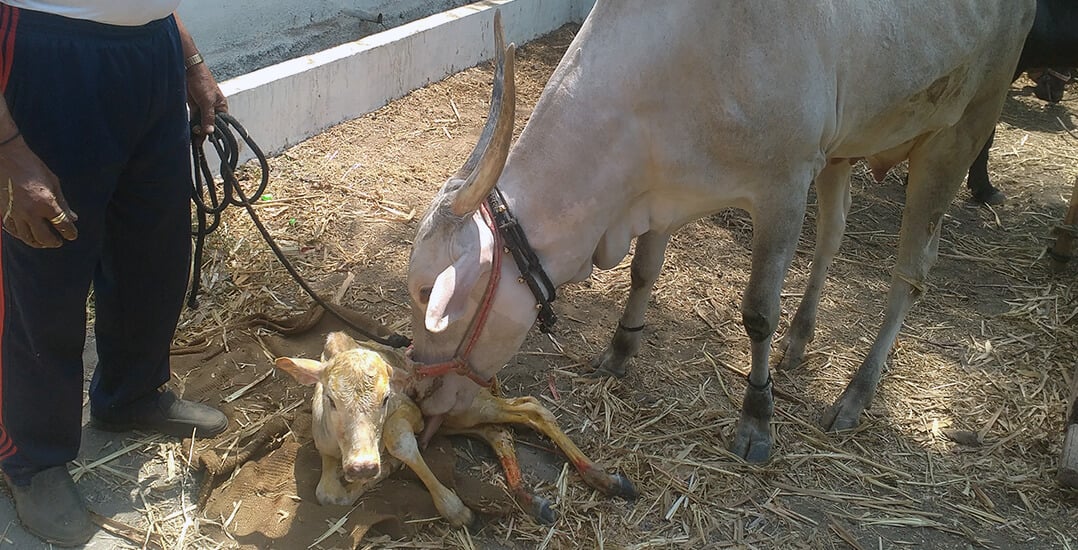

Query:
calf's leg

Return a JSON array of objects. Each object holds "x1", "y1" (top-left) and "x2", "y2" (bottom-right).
[
  {"x1": 731, "y1": 192, "x2": 808, "y2": 462},
  {"x1": 384, "y1": 402, "x2": 474, "y2": 526},
  {"x1": 446, "y1": 391, "x2": 636, "y2": 499},
  {"x1": 591, "y1": 231, "x2": 671, "y2": 377},
  {"x1": 314, "y1": 453, "x2": 352, "y2": 506},
  {"x1": 778, "y1": 161, "x2": 852, "y2": 371},
  {"x1": 445, "y1": 424, "x2": 556, "y2": 524}
]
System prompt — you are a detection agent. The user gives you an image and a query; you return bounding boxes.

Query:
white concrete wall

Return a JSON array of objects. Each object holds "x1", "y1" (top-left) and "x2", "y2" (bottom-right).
[
  {"x1": 178, "y1": 0, "x2": 474, "y2": 80},
  {"x1": 215, "y1": 0, "x2": 596, "y2": 166}
]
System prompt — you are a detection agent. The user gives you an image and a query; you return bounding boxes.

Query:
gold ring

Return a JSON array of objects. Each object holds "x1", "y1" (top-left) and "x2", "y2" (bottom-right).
[{"x1": 48, "y1": 211, "x2": 67, "y2": 225}]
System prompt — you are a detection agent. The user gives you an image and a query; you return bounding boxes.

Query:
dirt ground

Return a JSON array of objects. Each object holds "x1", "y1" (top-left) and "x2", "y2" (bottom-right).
[{"x1": 98, "y1": 24, "x2": 1078, "y2": 549}]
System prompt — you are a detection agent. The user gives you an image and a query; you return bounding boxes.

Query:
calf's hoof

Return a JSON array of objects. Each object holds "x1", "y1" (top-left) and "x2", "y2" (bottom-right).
[
  {"x1": 315, "y1": 480, "x2": 358, "y2": 507},
  {"x1": 580, "y1": 466, "x2": 639, "y2": 500},
  {"x1": 1059, "y1": 424, "x2": 1078, "y2": 489},
  {"x1": 444, "y1": 505, "x2": 476, "y2": 528},
  {"x1": 609, "y1": 473, "x2": 638, "y2": 500},
  {"x1": 528, "y1": 495, "x2": 556, "y2": 525}
]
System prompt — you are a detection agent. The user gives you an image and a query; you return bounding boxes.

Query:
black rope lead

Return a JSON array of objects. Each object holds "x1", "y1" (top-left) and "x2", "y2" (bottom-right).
[{"x1": 189, "y1": 112, "x2": 411, "y2": 349}]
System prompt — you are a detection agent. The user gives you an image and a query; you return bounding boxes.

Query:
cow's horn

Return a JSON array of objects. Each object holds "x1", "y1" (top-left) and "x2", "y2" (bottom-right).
[{"x1": 451, "y1": 10, "x2": 516, "y2": 216}]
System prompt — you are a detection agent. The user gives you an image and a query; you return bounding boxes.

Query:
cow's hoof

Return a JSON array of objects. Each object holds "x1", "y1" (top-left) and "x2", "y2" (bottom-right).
[
  {"x1": 776, "y1": 337, "x2": 805, "y2": 371},
  {"x1": 589, "y1": 349, "x2": 629, "y2": 378},
  {"x1": 730, "y1": 428, "x2": 772, "y2": 463},
  {"x1": 820, "y1": 400, "x2": 862, "y2": 432},
  {"x1": 731, "y1": 412, "x2": 772, "y2": 463},
  {"x1": 971, "y1": 187, "x2": 1006, "y2": 206},
  {"x1": 731, "y1": 380, "x2": 774, "y2": 462}
]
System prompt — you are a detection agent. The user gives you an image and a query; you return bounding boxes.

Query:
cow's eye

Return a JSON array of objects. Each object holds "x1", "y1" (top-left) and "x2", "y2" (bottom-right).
[
  {"x1": 382, "y1": 395, "x2": 390, "y2": 409},
  {"x1": 418, "y1": 286, "x2": 432, "y2": 304}
]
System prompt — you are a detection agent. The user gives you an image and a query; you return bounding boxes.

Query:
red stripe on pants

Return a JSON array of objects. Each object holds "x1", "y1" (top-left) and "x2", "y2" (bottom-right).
[{"x1": 0, "y1": 3, "x2": 17, "y2": 461}]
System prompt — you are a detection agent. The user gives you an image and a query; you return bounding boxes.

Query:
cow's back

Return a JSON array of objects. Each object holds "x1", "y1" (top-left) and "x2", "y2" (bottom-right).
[{"x1": 560, "y1": 0, "x2": 1035, "y2": 165}]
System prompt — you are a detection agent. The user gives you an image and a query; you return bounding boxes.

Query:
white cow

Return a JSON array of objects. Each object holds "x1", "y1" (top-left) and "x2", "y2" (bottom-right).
[{"x1": 406, "y1": 2, "x2": 1036, "y2": 461}]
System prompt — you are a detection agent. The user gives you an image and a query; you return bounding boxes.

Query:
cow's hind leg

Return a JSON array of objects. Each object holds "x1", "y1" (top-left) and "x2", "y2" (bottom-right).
[
  {"x1": 731, "y1": 192, "x2": 808, "y2": 462},
  {"x1": 966, "y1": 130, "x2": 1005, "y2": 205},
  {"x1": 592, "y1": 231, "x2": 670, "y2": 377},
  {"x1": 822, "y1": 104, "x2": 999, "y2": 431},
  {"x1": 446, "y1": 424, "x2": 556, "y2": 524},
  {"x1": 778, "y1": 161, "x2": 852, "y2": 370}
]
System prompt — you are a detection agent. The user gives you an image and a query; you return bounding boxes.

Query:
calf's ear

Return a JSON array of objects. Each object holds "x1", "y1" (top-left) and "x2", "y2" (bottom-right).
[
  {"x1": 274, "y1": 357, "x2": 325, "y2": 386},
  {"x1": 323, "y1": 331, "x2": 360, "y2": 359}
]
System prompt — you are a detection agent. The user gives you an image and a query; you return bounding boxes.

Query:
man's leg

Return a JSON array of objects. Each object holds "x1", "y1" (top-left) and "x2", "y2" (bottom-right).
[
  {"x1": 0, "y1": 7, "x2": 137, "y2": 546},
  {"x1": 86, "y1": 14, "x2": 226, "y2": 438}
]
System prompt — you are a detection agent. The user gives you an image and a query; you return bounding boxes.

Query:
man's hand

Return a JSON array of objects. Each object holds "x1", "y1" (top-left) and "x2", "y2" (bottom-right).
[
  {"x1": 186, "y1": 62, "x2": 227, "y2": 142},
  {"x1": 175, "y1": 14, "x2": 227, "y2": 142},
  {"x1": 0, "y1": 137, "x2": 78, "y2": 248}
]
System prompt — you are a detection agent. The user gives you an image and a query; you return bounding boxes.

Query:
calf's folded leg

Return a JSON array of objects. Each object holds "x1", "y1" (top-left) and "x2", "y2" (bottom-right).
[{"x1": 384, "y1": 402, "x2": 474, "y2": 526}]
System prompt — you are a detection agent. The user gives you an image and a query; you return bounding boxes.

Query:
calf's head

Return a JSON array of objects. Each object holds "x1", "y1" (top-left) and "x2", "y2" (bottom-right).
[{"x1": 275, "y1": 332, "x2": 403, "y2": 482}]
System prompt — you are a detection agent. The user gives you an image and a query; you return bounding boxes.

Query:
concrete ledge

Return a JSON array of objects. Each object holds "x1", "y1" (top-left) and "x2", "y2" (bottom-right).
[{"x1": 219, "y1": 0, "x2": 594, "y2": 166}]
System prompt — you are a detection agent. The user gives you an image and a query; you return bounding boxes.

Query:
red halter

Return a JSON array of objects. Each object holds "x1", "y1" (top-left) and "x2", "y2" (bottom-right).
[{"x1": 410, "y1": 201, "x2": 504, "y2": 388}]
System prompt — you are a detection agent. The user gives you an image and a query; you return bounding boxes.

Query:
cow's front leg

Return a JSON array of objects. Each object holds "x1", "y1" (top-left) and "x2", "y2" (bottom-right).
[
  {"x1": 778, "y1": 162, "x2": 852, "y2": 371},
  {"x1": 384, "y1": 402, "x2": 474, "y2": 526},
  {"x1": 731, "y1": 195, "x2": 807, "y2": 462},
  {"x1": 591, "y1": 231, "x2": 670, "y2": 377}
]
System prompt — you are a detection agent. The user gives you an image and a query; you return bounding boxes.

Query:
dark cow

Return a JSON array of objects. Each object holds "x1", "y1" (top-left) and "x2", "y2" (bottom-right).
[{"x1": 968, "y1": 0, "x2": 1078, "y2": 204}]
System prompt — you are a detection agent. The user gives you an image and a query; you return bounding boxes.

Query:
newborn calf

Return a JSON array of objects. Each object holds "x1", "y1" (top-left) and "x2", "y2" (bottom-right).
[{"x1": 274, "y1": 332, "x2": 636, "y2": 525}]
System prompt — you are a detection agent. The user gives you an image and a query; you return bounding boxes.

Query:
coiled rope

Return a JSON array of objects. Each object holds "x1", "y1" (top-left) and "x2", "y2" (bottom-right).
[{"x1": 188, "y1": 112, "x2": 411, "y2": 348}]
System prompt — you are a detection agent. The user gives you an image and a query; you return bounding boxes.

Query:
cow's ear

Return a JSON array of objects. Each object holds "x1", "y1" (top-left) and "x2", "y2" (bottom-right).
[
  {"x1": 425, "y1": 260, "x2": 479, "y2": 333},
  {"x1": 274, "y1": 357, "x2": 325, "y2": 386},
  {"x1": 425, "y1": 213, "x2": 495, "y2": 333}
]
